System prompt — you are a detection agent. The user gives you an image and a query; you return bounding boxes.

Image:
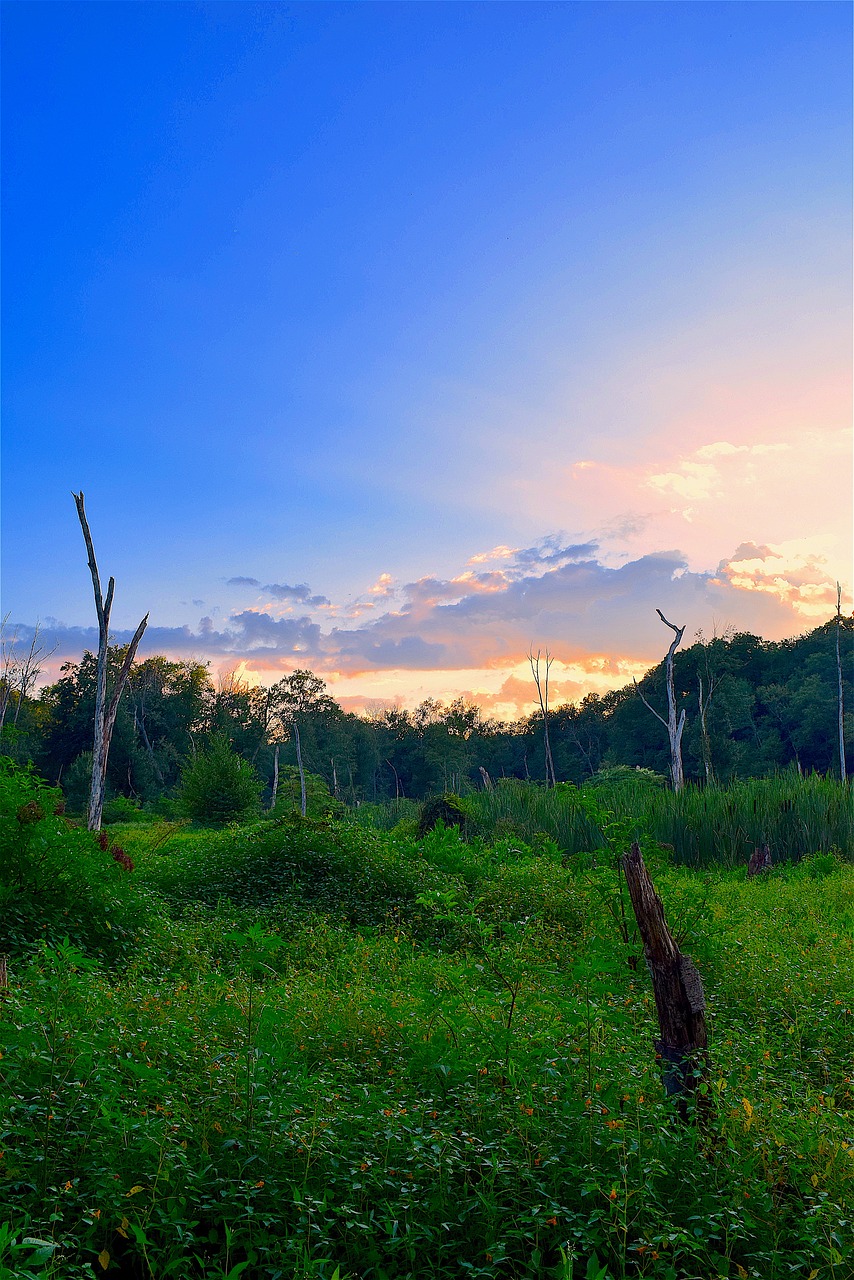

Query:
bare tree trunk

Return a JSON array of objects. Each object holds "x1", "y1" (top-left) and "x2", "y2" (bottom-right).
[
  {"x1": 529, "y1": 648, "x2": 557, "y2": 786},
  {"x1": 293, "y1": 722, "x2": 307, "y2": 817},
  {"x1": 622, "y1": 842, "x2": 708, "y2": 1116},
  {"x1": 479, "y1": 766, "x2": 493, "y2": 791},
  {"x1": 697, "y1": 674, "x2": 714, "y2": 785},
  {"x1": 270, "y1": 742, "x2": 280, "y2": 811},
  {"x1": 836, "y1": 583, "x2": 847, "y2": 785},
  {"x1": 331, "y1": 757, "x2": 339, "y2": 799},
  {"x1": 386, "y1": 757, "x2": 402, "y2": 799},
  {"x1": 635, "y1": 610, "x2": 687, "y2": 791},
  {"x1": 73, "y1": 492, "x2": 149, "y2": 831}
]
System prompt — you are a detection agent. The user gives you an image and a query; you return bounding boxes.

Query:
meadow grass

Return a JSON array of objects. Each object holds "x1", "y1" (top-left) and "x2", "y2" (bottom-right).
[{"x1": 1, "y1": 767, "x2": 852, "y2": 1280}]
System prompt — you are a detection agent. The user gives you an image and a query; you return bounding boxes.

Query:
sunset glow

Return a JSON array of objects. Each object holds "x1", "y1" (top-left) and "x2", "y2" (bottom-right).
[{"x1": 2, "y1": 3, "x2": 850, "y2": 711}]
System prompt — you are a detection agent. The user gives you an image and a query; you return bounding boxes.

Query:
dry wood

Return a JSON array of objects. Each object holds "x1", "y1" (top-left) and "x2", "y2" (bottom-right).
[
  {"x1": 73, "y1": 491, "x2": 149, "y2": 830},
  {"x1": 748, "y1": 843, "x2": 772, "y2": 877},
  {"x1": 622, "y1": 841, "x2": 708, "y2": 1113},
  {"x1": 635, "y1": 609, "x2": 687, "y2": 791},
  {"x1": 294, "y1": 722, "x2": 307, "y2": 817}
]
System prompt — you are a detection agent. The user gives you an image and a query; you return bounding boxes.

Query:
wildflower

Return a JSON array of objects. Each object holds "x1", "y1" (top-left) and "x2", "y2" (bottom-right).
[
  {"x1": 63, "y1": 1180, "x2": 72, "y2": 1191},
  {"x1": 609, "y1": 1189, "x2": 617, "y2": 1201},
  {"x1": 254, "y1": 1179, "x2": 264, "y2": 1188},
  {"x1": 651, "y1": 1251, "x2": 659, "y2": 1261},
  {"x1": 546, "y1": 1216, "x2": 557, "y2": 1227}
]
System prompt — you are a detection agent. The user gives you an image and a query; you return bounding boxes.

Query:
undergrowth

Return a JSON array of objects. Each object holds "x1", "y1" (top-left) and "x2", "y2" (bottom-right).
[{"x1": 1, "y1": 760, "x2": 852, "y2": 1279}]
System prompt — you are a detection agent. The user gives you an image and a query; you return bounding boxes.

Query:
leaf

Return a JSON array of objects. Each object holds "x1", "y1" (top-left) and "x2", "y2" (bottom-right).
[
  {"x1": 126, "y1": 1185, "x2": 145, "y2": 1196},
  {"x1": 98, "y1": 1250, "x2": 110, "y2": 1270}
]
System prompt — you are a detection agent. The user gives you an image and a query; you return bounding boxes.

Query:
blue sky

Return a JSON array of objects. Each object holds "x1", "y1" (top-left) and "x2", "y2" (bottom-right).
[{"x1": 2, "y1": 2, "x2": 851, "y2": 713}]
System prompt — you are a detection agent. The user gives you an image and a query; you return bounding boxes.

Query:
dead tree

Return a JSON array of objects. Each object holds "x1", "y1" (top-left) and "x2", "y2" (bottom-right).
[
  {"x1": 836, "y1": 583, "x2": 847, "y2": 785},
  {"x1": 0, "y1": 619, "x2": 56, "y2": 733},
  {"x1": 529, "y1": 648, "x2": 557, "y2": 786},
  {"x1": 73, "y1": 492, "x2": 149, "y2": 831},
  {"x1": 270, "y1": 742, "x2": 280, "y2": 811},
  {"x1": 697, "y1": 669, "x2": 721, "y2": 786},
  {"x1": 293, "y1": 722, "x2": 307, "y2": 817},
  {"x1": 635, "y1": 609, "x2": 687, "y2": 791},
  {"x1": 622, "y1": 842, "x2": 708, "y2": 1115}
]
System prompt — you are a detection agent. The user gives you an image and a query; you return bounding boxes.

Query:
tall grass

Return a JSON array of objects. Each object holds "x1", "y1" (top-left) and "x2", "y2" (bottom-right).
[{"x1": 462, "y1": 774, "x2": 853, "y2": 867}]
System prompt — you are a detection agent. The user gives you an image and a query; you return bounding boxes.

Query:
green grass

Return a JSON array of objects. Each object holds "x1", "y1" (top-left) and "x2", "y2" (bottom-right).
[
  {"x1": 462, "y1": 773, "x2": 854, "y2": 867},
  {"x1": 1, "y1": 762, "x2": 852, "y2": 1280}
]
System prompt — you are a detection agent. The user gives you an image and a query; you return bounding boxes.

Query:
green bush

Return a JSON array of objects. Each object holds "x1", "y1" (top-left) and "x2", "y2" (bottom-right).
[
  {"x1": 0, "y1": 757, "x2": 150, "y2": 961},
  {"x1": 417, "y1": 792, "x2": 469, "y2": 838},
  {"x1": 177, "y1": 735, "x2": 262, "y2": 824},
  {"x1": 270, "y1": 765, "x2": 346, "y2": 820}
]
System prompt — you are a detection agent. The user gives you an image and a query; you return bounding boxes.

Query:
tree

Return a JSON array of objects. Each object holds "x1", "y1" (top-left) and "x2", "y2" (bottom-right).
[
  {"x1": 177, "y1": 734, "x2": 262, "y2": 823},
  {"x1": 635, "y1": 610, "x2": 687, "y2": 791},
  {"x1": 73, "y1": 492, "x2": 149, "y2": 830},
  {"x1": 528, "y1": 648, "x2": 557, "y2": 786}
]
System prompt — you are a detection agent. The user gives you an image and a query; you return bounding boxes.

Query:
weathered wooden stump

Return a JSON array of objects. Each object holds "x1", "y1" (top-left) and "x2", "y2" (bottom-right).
[
  {"x1": 621, "y1": 842, "x2": 709, "y2": 1116},
  {"x1": 748, "y1": 843, "x2": 772, "y2": 877}
]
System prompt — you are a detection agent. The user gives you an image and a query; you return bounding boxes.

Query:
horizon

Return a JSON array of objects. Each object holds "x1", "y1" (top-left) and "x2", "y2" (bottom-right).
[{"x1": 2, "y1": 2, "x2": 851, "y2": 717}]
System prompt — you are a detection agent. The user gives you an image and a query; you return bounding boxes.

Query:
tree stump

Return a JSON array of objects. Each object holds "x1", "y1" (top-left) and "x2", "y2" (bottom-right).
[
  {"x1": 621, "y1": 842, "x2": 709, "y2": 1115},
  {"x1": 747, "y1": 843, "x2": 772, "y2": 877}
]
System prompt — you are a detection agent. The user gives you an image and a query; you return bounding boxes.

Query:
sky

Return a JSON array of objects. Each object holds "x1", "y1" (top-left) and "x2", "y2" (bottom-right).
[{"x1": 2, "y1": 1, "x2": 851, "y2": 718}]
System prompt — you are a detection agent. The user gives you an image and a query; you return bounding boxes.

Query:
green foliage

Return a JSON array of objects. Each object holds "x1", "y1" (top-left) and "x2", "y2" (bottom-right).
[
  {"x1": 60, "y1": 751, "x2": 94, "y2": 816},
  {"x1": 177, "y1": 734, "x2": 263, "y2": 824},
  {"x1": 417, "y1": 792, "x2": 469, "y2": 838},
  {"x1": 0, "y1": 757, "x2": 151, "y2": 961},
  {"x1": 102, "y1": 794, "x2": 150, "y2": 824},
  {"x1": 455, "y1": 772, "x2": 853, "y2": 867},
  {"x1": 1, "y1": 769, "x2": 853, "y2": 1279},
  {"x1": 271, "y1": 766, "x2": 345, "y2": 821}
]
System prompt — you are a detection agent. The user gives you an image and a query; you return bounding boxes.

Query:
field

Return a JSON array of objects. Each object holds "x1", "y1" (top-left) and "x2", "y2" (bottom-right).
[{"x1": 1, "y1": 763, "x2": 853, "y2": 1280}]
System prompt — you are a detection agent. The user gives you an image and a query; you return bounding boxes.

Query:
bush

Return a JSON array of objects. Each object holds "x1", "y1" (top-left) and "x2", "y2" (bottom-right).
[
  {"x1": 0, "y1": 757, "x2": 150, "y2": 960},
  {"x1": 417, "y1": 792, "x2": 469, "y2": 838},
  {"x1": 271, "y1": 766, "x2": 345, "y2": 820},
  {"x1": 177, "y1": 735, "x2": 262, "y2": 824}
]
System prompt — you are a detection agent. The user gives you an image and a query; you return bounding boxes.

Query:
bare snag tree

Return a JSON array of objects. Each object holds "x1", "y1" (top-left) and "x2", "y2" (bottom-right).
[
  {"x1": 73, "y1": 492, "x2": 149, "y2": 831},
  {"x1": 528, "y1": 647, "x2": 557, "y2": 787},
  {"x1": 622, "y1": 842, "x2": 709, "y2": 1117},
  {"x1": 635, "y1": 609, "x2": 687, "y2": 791}
]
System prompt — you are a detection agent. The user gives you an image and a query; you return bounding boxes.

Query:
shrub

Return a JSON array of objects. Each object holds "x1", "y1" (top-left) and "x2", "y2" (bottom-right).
[
  {"x1": 417, "y1": 792, "x2": 469, "y2": 838},
  {"x1": 177, "y1": 735, "x2": 262, "y2": 824},
  {"x1": 270, "y1": 765, "x2": 345, "y2": 820},
  {"x1": 0, "y1": 757, "x2": 150, "y2": 960}
]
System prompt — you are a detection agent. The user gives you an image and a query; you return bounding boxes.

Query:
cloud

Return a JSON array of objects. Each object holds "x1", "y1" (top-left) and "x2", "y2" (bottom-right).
[
  {"x1": 17, "y1": 533, "x2": 848, "y2": 703},
  {"x1": 715, "y1": 539, "x2": 842, "y2": 618},
  {"x1": 262, "y1": 582, "x2": 331, "y2": 607},
  {"x1": 225, "y1": 575, "x2": 329, "y2": 607}
]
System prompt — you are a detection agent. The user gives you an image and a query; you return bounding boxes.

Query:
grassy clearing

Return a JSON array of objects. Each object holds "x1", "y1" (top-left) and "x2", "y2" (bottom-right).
[{"x1": 1, "y1": 763, "x2": 852, "y2": 1280}]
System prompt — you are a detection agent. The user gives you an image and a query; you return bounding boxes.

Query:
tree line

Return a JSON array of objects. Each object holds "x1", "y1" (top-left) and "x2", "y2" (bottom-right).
[{"x1": 1, "y1": 616, "x2": 850, "y2": 811}]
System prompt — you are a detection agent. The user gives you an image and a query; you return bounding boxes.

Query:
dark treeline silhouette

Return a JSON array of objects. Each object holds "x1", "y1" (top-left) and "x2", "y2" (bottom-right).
[{"x1": 1, "y1": 619, "x2": 851, "y2": 808}]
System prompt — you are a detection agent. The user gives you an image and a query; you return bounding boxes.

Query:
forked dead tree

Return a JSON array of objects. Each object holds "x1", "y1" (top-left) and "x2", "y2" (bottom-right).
[
  {"x1": 528, "y1": 648, "x2": 557, "y2": 787},
  {"x1": 622, "y1": 842, "x2": 709, "y2": 1117},
  {"x1": 635, "y1": 609, "x2": 687, "y2": 791},
  {"x1": 73, "y1": 492, "x2": 149, "y2": 831}
]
